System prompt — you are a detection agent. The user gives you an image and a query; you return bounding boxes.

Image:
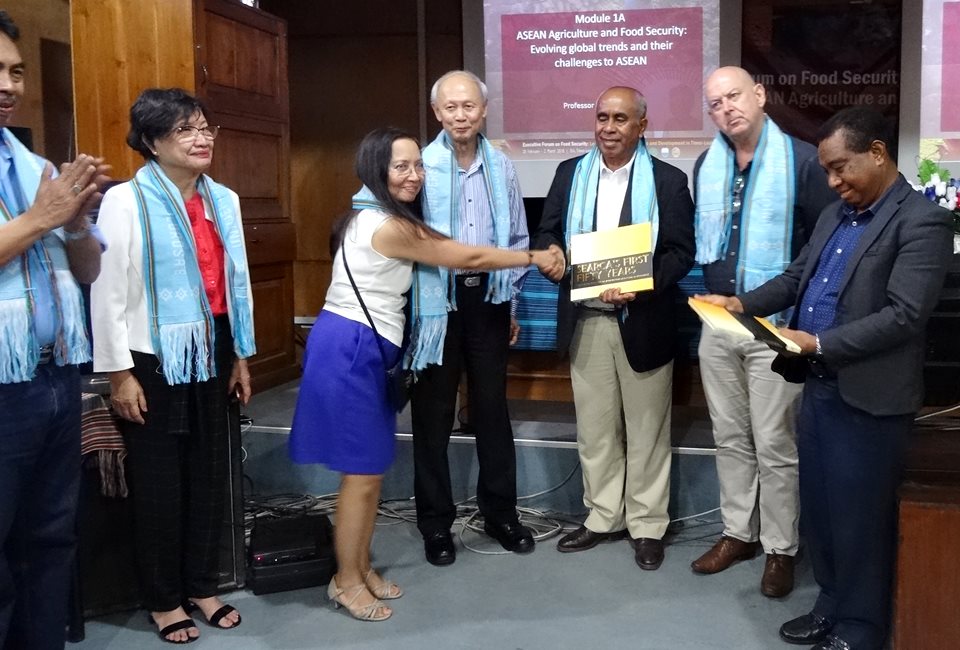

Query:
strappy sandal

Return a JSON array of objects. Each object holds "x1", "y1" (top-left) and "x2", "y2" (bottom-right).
[
  {"x1": 364, "y1": 568, "x2": 403, "y2": 599},
  {"x1": 327, "y1": 576, "x2": 392, "y2": 621},
  {"x1": 184, "y1": 600, "x2": 242, "y2": 629},
  {"x1": 147, "y1": 613, "x2": 198, "y2": 644}
]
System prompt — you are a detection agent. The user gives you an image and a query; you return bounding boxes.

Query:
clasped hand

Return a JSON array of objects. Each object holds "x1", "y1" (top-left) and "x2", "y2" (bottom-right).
[
  {"x1": 532, "y1": 244, "x2": 566, "y2": 281},
  {"x1": 29, "y1": 154, "x2": 111, "y2": 233}
]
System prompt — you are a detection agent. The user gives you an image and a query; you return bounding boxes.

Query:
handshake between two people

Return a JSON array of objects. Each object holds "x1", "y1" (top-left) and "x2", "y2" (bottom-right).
[
  {"x1": 529, "y1": 243, "x2": 566, "y2": 282},
  {"x1": 528, "y1": 244, "x2": 640, "y2": 308}
]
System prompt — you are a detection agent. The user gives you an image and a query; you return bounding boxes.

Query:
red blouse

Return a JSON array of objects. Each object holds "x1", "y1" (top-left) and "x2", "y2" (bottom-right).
[{"x1": 184, "y1": 192, "x2": 227, "y2": 316}]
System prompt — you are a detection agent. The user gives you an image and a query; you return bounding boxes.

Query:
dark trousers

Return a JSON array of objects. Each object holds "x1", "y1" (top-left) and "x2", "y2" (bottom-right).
[
  {"x1": 411, "y1": 276, "x2": 518, "y2": 536},
  {"x1": 0, "y1": 364, "x2": 81, "y2": 650},
  {"x1": 120, "y1": 319, "x2": 233, "y2": 612},
  {"x1": 799, "y1": 377, "x2": 912, "y2": 650}
]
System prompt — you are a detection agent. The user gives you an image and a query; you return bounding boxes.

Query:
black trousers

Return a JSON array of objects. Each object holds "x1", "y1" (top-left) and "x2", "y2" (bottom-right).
[
  {"x1": 411, "y1": 275, "x2": 518, "y2": 537},
  {"x1": 799, "y1": 376, "x2": 912, "y2": 650},
  {"x1": 120, "y1": 317, "x2": 233, "y2": 612}
]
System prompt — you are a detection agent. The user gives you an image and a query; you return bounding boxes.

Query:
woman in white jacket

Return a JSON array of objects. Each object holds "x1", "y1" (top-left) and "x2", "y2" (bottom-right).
[{"x1": 90, "y1": 88, "x2": 254, "y2": 644}]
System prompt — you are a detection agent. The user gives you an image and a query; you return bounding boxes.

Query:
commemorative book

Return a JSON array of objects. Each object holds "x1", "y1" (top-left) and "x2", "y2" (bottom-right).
[
  {"x1": 687, "y1": 297, "x2": 802, "y2": 355},
  {"x1": 569, "y1": 223, "x2": 654, "y2": 301}
]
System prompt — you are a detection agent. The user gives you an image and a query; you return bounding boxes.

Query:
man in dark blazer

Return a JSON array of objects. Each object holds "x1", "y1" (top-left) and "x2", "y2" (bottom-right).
[
  {"x1": 697, "y1": 107, "x2": 953, "y2": 650},
  {"x1": 534, "y1": 86, "x2": 695, "y2": 570}
]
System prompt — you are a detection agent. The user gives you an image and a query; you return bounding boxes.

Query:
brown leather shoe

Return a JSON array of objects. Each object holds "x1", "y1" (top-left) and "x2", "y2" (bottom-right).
[
  {"x1": 761, "y1": 553, "x2": 794, "y2": 598},
  {"x1": 690, "y1": 535, "x2": 760, "y2": 574}
]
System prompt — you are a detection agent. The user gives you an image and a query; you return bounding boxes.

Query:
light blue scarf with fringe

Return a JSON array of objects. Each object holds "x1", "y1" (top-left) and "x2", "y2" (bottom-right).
[
  {"x1": 131, "y1": 160, "x2": 255, "y2": 385},
  {"x1": 565, "y1": 139, "x2": 660, "y2": 250},
  {"x1": 410, "y1": 131, "x2": 512, "y2": 371},
  {"x1": 694, "y1": 117, "x2": 795, "y2": 293},
  {"x1": 0, "y1": 128, "x2": 90, "y2": 383}
]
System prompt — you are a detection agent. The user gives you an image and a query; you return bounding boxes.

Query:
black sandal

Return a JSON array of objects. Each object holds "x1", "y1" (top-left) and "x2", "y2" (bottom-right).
[
  {"x1": 185, "y1": 600, "x2": 242, "y2": 629},
  {"x1": 147, "y1": 614, "x2": 198, "y2": 644}
]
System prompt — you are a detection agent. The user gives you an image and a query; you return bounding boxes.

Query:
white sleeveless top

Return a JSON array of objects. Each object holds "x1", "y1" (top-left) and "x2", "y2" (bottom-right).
[{"x1": 323, "y1": 209, "x2": 412, "y2": 346}]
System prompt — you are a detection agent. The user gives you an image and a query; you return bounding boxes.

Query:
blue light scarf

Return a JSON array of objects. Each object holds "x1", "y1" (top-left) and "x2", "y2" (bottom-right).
[
  {"x1": 409, "y1": 131, "x2": 512, "y2": 371},
  {"x1": 131, "y1": 160, "x2": 255, "y2": 385},
  {"x1": 564, "y1": 139, "x2": 660, "y2": 250},
  {"x1": 694, "y1": 117, "x2": 795, "y2": 293},
  {"x1": 0, "y1": 128, "x2": 90, "y2": 383}
]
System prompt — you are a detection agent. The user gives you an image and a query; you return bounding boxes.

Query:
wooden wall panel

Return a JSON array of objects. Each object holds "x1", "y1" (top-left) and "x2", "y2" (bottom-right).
[
  {"x1": 72, "y1": 0, "x2": 195, "y2": 180},
  {"x1": 4, "y1": 0, "x2": 70, "y2": 157},
  {"x1": 248, "y1": 263, "x2": 298, "y2": 390},
  {"x1": 895, "y1": 484, "x2": 960, "y2": 649},
  {"x1": 285, "y1": 36, "x2": 419, "y2": 318},
  {"x1": 209, "y1": 113, "x2": 288, "y2": 223},
  {"x1": 261, "y1": 0, "x2": 461, "y2": 321},
  {"x1": 197, "y1": 0, "x2": 287, "y2": 120}
]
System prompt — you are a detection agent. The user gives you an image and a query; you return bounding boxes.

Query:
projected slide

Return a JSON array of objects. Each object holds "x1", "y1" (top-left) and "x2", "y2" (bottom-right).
[
  {"x1": 921, "y1": 0, "x2": 960, "y2": 161},
  {"x1": 484, "y1": 0, "x2": 719, "y2": 173}
]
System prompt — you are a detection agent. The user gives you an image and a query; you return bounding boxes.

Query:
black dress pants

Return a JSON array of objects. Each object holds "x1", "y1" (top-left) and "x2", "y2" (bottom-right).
[
  {"x1": 120, "y1": 317, "x2": 233, "y2": 612},
  {"x1": 411, "y1": 275, "x2": 518, "y2": 536}
]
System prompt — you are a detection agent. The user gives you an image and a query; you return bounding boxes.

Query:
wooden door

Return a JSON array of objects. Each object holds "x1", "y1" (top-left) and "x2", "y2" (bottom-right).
[{"x1": 195, "y1": 0, "x2": 298, "y2": 390}]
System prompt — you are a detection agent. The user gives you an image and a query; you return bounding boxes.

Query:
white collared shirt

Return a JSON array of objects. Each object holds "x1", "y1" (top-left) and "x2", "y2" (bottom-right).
[{"x1": 595, "y1": 151, "x2": 636, "y2": 232}]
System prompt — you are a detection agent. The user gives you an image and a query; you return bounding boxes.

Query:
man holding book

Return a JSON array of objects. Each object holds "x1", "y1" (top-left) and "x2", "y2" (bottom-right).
[
  {"x1": 690, "y1": 66, "x2": 835, "y2": 597},
  {"x1": 697, "y1": 106, "x2": 953, "y2": 650},
  {"x1": 533, "y1": 86, "x2": 694, "y2": 570}
]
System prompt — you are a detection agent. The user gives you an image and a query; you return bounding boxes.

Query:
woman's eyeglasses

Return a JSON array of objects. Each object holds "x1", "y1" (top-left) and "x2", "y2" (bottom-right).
[{"x1": 172, "y1": 125, "x2": 220, "y2": 142}]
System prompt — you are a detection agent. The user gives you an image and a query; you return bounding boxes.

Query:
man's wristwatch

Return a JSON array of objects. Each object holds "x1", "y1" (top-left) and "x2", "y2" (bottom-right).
[{"x1": 814, "y1": 333, "x2": 823, "y2": 357}]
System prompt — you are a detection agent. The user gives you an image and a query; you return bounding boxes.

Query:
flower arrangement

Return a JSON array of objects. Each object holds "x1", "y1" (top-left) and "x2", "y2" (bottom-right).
[{"x1": 915, "y1": 158, "x2": 960, "y2": 241}]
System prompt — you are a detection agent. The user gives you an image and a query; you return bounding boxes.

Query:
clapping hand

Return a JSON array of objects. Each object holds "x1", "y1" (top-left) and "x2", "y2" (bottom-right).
[{"x1": 28, "y1": 154, "x2": 99, "y2": 232}]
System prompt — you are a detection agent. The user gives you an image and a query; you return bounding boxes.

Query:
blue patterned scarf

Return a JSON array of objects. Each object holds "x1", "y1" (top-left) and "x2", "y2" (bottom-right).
[
  {"x1": 565, "y1": 139, "x2": 660, "y2": 249},
  {"x1": 0, "y1": 128, "x2": 90, "y2": 383},
  {"x1": 695, "y1": 117, "x2": 795, "y2": 293},
  {"x1": 131, "y1": 160, "x2": 255, "y2": 385},
  {"x1": 409, "y1": 131, "x2": 512, "y2": 371}
]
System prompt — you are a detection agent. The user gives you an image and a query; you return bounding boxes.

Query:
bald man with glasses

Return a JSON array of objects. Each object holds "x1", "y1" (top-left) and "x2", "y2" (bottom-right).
[{"x1": 690, "y1": 66, "x2": 834, "y2": 597}]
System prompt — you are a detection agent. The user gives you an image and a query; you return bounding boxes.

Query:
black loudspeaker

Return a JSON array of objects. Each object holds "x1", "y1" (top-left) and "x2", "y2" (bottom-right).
[
  {"x1": 76, "y1": 392, "x2": 246, "y2": 617},
  {"x1": 248, "y1": 513, "x2": 335, "y2": 595},
  {"x1": 924, "y1": 254, "x2": 960, "y2": 406}
]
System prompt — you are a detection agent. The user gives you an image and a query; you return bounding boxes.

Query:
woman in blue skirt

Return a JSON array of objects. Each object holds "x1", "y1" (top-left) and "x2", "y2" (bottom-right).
[{"x1": 289, "y1": 128, "x2": 561, "y2": 621}]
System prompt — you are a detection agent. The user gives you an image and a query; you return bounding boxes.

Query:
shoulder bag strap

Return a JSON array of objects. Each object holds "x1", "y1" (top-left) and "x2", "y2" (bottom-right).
[{"x1": 340, "y1": 238, "x2": 391, "y2": 370}]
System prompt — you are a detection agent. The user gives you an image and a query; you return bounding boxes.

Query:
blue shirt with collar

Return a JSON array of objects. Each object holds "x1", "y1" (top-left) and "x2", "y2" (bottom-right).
[{"x1": 797, "y1": 183, "x2": 896, "y2": 335}]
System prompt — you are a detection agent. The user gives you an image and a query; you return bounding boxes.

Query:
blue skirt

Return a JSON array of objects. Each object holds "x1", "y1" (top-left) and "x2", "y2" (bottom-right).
[{"x1": 289, "y1": 310, "x2": 400, "y2": 474}]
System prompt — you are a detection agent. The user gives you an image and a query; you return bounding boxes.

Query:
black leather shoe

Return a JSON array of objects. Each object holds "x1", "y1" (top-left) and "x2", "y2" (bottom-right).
[
  {"x1": 779, "y1": 613, "x2": 834, "y2": 645},
  {"x1": 483, "y1": 520, "x2": 535, "y2": 554},
  {"x1": 631, "y1": 537, "x2": 664, "y2": 571},
  {"x1": 811, "y1": 635, "x2": 851, "y2": 650},
  {"x1": 424, "y1": 530, "x2": 456, "y2": 566},
  {"x1": 556, "y1": 525, "x2": 627, "y2": 553}
]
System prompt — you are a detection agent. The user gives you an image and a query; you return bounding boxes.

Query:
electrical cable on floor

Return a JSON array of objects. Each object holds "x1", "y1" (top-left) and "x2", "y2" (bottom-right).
[
  {"x1": 914, "y1": 401, "x2": 960, "y2": 421},
  {"x1": 238, "y1": 412, "x2": 728, "y2": 555}
]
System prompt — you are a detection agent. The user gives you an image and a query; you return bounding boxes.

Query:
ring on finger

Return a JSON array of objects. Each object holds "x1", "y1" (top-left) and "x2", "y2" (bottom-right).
[{"x1": 71, "y1": 184, "x2": 83, "y2": 195}]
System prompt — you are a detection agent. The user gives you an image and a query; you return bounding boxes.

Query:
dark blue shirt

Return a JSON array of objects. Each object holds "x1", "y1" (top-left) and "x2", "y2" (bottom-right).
[
  {"x1": 695, "y1": 134, "x2": 836, "y2": 296},
  {"x1": 797, "y1": 185, "x2": 895, "y2": 334}
]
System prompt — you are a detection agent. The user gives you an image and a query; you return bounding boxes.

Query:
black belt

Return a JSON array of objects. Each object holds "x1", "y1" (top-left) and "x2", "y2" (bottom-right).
[
  {"x1": 456, "y1": 273, "x2": 487, "y2": 288},
  {"x1": 580, "y1": 304, "x2": 617, "y2": 315},
  {"x1": 38, "y1": 344, "x2": 53, "y2": 365}
]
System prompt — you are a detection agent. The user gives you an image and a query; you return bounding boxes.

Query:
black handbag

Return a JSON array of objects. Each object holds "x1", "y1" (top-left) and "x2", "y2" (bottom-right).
[{"x1": 341, "y1": 240, "x2": 413, "y2": 412}]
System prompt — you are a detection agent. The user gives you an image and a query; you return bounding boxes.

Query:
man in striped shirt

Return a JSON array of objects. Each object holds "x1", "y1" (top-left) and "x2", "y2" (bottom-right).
[{"x1": 411, "y1": 70, "x2": 533, "y2": 566}]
